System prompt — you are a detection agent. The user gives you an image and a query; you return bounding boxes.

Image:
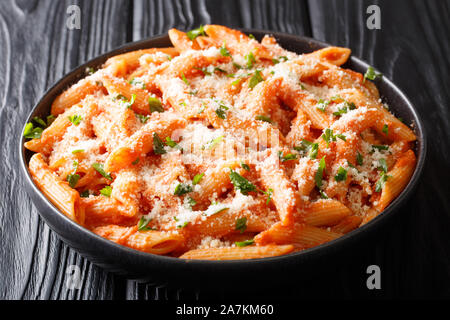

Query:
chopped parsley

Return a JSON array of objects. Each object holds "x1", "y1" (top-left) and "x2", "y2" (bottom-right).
[
  {"x1": 202, "y1": 135, "x2": 223, "y2": 149},
  {"x1": 364, "y1": 66, "x2": 383, "y2": 82},
  {"x1": 382, "y1": 124, "x2": 389, "y2": 136},
  {"x1": 245, "y1": 52, "x2": 256, "y2": 69},
  {"x1": 165, "y1": 137, "x2": 182, "y2": 150},
  {"x1": 23, "y1": 123, "x2": 43, "y2": 139},
  {"x1": 249, "y1": 70, "x2": 264, "y2": 89},
  {"x1": 319, "y1": 189, "x2": 329, "y2": 199},
  {"x1": 241, "y1": 162, "x2": 250, "y2": 171},
  {"x1": 137, "y1": 216, "x2": 153, "y2": 231},
  {"x1": 186, "y1": 25, "x2": 205, "y2": 40},
  {"x1": 308, "y1": 142, "x2": 319, "y2": 159},
  {"x1": 118, "y1": 94, "x2": 136, "y2": 109},
  {"x1": 235, "y1": 239, "x2": 254, "y2": 247},
  {"x1": 192, "y1": 173, "x2": 204, "y2": 185},
  {"x1": 372, "y1": 144, "x2": 389, "y2": 152},
  {"x1": 71, "y1": 149, "x2": 84, "y2": 154},
  {"x1": 272, "y1": 56, "x2": 288, "y2": 64},
  {"x1": 181, "y1": 72, "x2": 190, "y2": 86},
  {"x1": 67, "y1": 161, "x2": 80, "y2": 188},
  {"x1": 322, "y1": 128, "x2": 346, "y2": 147},
  {"x1": 235, "y1": 217, "x2": 247, "y2": 234},
  {"x1": 278, "y1": 151, "x2": 298, "y2": 162},
  {"x1": 129, "y1": 78, "x2": 146, "y2": 89},
  {"x1": 315, "y1": 156, "x2": 326, "y2": 188},
  {"x1": 80, "y1": 190, "x2": 90, "y2": 198},
  {"x1": 187, "y1": 197, "x2": 197, "y2": 209},
  {"x1": 215, "y1": 104, "x2": 229, "y2": 119},
  {"x1": 149, "y1": 97, "x2": 164, "y2": 113},
  {"x1": 85, "y1": 67, "x2": 95, "y2": 75},
  {"x1": 174, "y1": 183, "x2": 193, "y2": 196},
  {"x1": 334, "y1": 167, "x2": 348, "y2": 182},
  {"x1": 378, "y1": 158, "x2": 388, "y2": 173},
  {"x1": 357, "y1": 151, "x2": 363, "y2": 166},
  {"x1": 152, "y1": 132, "x2": 167, "y2": 155},
  {"x1": 136, "y1": 114, "x2": 149, "y2": 124},
  {"x1": 229, "y1": 169, "x2": 256, "y2": 195},
  {"x1": 255, "y1": 115, "x2": 273, "y2": 123},
  {"x1": 316, "y1": 99, "x2": 329, "y2": 112},
  {"x1": 262, "y1": 188, "x2": 273, "y2": 205},
  {"x1": 375, "y1": 172, "x2": 391, "y2": 192},
  {"x1": 100, "y1": 185, "x2": 112, "y2": 197},
  {"x1": 92, "y1": 163, "x2": 112, "y2": 180},
  {"x1": 68, "y1": 114, "x2": 82, "y2": 125},
  {"x1": 219, "y1": 43, "x2": 231, "y2": 57},
  {"x1": 131, "y1": 158, "x2": 140, "y2": 165}
]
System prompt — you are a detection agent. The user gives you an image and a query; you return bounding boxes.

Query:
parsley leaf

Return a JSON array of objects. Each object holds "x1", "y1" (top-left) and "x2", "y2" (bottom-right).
[
  {"x1": 235, "y1": 217, "x2": 247, "y2": 234},
  {"x1": 215, "y1": 104, "x2": 229, "y2": 119},
  {"x1": 186, "y1": 25, "x2": 206, "y2": 40},
  {"x1": 136, "y1": 114, "x2": 149, "y2": 124},
  {"x1": 382, "y1": 124, "x2": 389, "y2": 136},
  {"x1": 248, "y1": 70, "x2": 264, "y2": 89},
  {"x1": 357, "y1": 151, "x2": 363, "y2": 166},
  {"x1": 245, "y1": 52, "x2": 256, "y2": 69},
  {"x1": 278, "y1": 151, "x2": 298, "y2": 162},
  {"x1": 100, "y1": 185, "x2": 112, "y2": 197},
  {"x1": 192, "y1": 173, "x2": 204, "y2": 185},
  {"x1": 219, "y1": 43, "x2": 231, "y2": 57},
  {"x1": 316, "y1": 99, "x2": 329, "y2": 112},
  {"x1": 181, "y1": 72, "x2": 190, "y2": 86},
  {"x1": 23, "y1": 123, "x2": 43, "y2": 139},
  {"x1": 149, "y1": 97, "x2": 164, "y2": 113},
  {"x1": 202, "y1": 135, "x2": 223, "y2": 149},
  {"x1": 315, "y1": 156, "x2": 326, "y2": 188},
  {"x1": 334, "y1": 167, "x2": 348, "y2": 182},
  {"x1": 92, "y1": 163, "x2": 113, "y2": 181},
  {"x1": 229, "y1": 169, "x2": 256, "y2": 195},
  {"x1": 174, "y1": 183, "x2": 193, "y2": 196},
  {"x1": 364, "y1": 66, "x2": 383, "y2": 82},
  {"x1": 375, "y1": 172, "x2": 391, "y2": 192},
  {"x1": 378, "y1": 158, "x2": 388, "y2": 173},
  {"x1": 255, "y1": 115, "x2": 273, "y2": 123},
  {"x1": 137, "y1": 216, "x2": 153, "y2": 231},
  {"x1": 235, "y1": 239, "x2": 254, "y2": 247},
  {"x1": 129, "y1": 78, "x2": 146, "y2": 89},
  {"x1": 68, "y1": 115, "x2": 82, "y2": 125},
  {"x1": 153, "y1": 132, "x2": 167, "y2": 155}
]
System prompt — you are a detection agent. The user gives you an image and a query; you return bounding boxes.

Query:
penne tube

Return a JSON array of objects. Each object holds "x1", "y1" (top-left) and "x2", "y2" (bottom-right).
[
  {"x1": 104, "y1": 112, "x2": 186, "y2": 172},
  {"x1": 29, "y1": 153, "x2": 85, "y2": 224},
  {"x1": 93, "y1": 225, "x2": 184, "y2": 255},
  {"x1": 51, "y1": 77, "x2": 103, "y2": 115},
  {"x1": 375, "y1": 150, "x2": 416, "y2": 211},
  {"x1": 82, "y1": 196, "x2": 139, "y2": 227},
  {"x1": 331, "y1": 215, "x2": 362, "y2": 233},
  {"x1": 303, "y1": 199, "x2": 351, "y2": 227},
  {"x1": 179, "y1": 245, "x2": 294, "y2": 260},
  {"x1": 255, "y1": 222, "x2": 342, "y2": 248}
]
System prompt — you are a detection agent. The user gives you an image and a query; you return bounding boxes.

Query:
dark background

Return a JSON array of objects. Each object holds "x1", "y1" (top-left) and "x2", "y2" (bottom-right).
[{"x1": 0, "y1": 0, "x2": 449, "y2": 300}]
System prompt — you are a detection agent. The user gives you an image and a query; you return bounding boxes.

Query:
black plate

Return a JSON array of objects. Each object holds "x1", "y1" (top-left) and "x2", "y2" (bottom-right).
[{"x1": 19, "y1": 30, "x2": 426, "y2": 290}]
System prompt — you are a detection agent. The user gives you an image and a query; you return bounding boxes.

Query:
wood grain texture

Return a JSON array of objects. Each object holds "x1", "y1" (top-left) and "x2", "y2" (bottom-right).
[
  {"x1": 1, "y1": 0, "x2": 449, "y2": 300},
  {"x1": 0, "y1": 0, "x2": 131, "y2": 300}
]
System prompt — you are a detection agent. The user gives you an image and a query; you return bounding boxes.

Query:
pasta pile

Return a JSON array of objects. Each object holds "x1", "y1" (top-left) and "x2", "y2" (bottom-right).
[{"x1": 24, "y1": 25, "x2": 417, "y2": 260}]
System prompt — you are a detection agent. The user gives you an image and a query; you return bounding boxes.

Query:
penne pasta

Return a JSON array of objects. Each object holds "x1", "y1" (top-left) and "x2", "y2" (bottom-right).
[
  {"x1": 180, "y1": 245, "x2": 294, "y2": 260},
  {"x1": 23, "y1": 25, "x2": 417, "y2": 259}
]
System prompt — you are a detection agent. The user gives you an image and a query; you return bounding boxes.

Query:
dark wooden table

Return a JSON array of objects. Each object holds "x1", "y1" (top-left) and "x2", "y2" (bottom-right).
[{"x1": 1, "y1": 0, "x2": 449, "y2": 300}]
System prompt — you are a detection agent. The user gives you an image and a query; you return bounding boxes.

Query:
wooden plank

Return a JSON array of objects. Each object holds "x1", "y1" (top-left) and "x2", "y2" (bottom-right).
[
  {"x1": 0, "y1": 0, "x2": 132, "y2": 300},
  {"x1": 308, "y1": 0, "x2": 450, "y2": 298}
]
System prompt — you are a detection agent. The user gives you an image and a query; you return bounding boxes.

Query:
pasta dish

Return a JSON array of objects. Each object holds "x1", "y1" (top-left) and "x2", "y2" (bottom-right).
[{"x1": 24, "y1": 25, "x2": 417, "y2": 260}]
